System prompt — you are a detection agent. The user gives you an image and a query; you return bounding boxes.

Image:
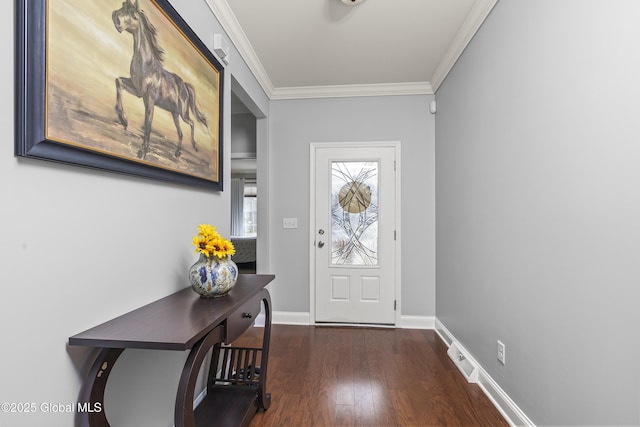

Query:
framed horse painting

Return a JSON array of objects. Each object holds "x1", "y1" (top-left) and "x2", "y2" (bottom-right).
[{"x1": 15, "y1": 0, "x2": 225, "y2": 191}]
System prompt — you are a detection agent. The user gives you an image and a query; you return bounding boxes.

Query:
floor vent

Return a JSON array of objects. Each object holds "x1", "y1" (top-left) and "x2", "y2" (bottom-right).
[{"x1": 447, "y1": 341, "x2": 479, "y2": 383}]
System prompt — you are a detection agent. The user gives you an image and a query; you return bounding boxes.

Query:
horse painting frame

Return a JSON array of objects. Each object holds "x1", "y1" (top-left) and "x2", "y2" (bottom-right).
[{"x1": 15, "y1": 0, "x2": 225, "y2": 191}]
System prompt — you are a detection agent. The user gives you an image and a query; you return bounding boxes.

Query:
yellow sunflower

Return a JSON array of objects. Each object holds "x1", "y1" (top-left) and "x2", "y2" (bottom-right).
[{"x1": 192, "y1": 224, "x2": 235, "y2": 259}]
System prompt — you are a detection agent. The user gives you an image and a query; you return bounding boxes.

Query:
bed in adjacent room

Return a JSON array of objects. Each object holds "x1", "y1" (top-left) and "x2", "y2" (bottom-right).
[{"x1": 231, "y1": 236, "x2": 256, "y2": 264}]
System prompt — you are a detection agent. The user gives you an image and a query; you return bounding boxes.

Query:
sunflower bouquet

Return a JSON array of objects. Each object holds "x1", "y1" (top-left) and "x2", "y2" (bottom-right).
[{"x1": 192, "y1": 224, "x2": 235, "y2": 259}]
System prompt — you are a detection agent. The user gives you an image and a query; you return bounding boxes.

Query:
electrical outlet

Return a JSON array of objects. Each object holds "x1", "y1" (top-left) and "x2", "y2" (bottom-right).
[{"x1": 497, "y1": 340, "x2": 506, "y2": 365}]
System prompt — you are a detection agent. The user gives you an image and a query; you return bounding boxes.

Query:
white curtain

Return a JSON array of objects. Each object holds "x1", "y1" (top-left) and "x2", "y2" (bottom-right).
[{"x1": 230, "y1": 178, "x2": 244, "y2": 236}]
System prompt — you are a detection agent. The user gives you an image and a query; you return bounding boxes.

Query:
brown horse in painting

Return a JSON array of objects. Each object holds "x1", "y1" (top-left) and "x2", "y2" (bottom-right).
[{"x1": 112, "y1": 0, "x2": 208, "y2": 160}]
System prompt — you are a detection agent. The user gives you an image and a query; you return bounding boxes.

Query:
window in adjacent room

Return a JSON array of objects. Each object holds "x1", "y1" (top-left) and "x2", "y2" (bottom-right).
[{"x1": 243, "y1": 182, "x2": 257, "y2": 237}]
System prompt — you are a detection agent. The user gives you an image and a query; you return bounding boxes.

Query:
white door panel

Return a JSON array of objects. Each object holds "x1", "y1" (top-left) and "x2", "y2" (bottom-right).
[{"x1": 313, "y1": 144, "x2": 397, "y2": 324}]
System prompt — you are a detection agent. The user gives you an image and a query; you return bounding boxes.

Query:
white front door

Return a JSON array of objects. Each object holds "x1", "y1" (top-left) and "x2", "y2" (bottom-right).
[{"x1": 312, "y1": 143, "x2": 398, "y2": 325}]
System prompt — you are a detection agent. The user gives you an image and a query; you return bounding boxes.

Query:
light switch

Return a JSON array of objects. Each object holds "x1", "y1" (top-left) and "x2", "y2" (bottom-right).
[{"x1": 282, "y1": 218, "x2": 298, "y2": 229}]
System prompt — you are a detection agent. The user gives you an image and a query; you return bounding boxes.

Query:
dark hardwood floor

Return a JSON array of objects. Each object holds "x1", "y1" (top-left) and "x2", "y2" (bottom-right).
[{"x1": 231, "y1": 324, "x2": 509, "y2": 427}]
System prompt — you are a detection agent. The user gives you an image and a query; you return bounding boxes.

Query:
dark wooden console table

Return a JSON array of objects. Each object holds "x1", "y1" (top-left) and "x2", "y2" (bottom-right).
[{"x1": 69, "y1": 274, "x2": 274, "y2": 427}]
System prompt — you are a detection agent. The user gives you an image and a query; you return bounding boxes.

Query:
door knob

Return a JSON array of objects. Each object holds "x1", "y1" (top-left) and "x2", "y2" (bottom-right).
[{"x1": 318, "y1": 241, "x2": 325, "y2": 248}]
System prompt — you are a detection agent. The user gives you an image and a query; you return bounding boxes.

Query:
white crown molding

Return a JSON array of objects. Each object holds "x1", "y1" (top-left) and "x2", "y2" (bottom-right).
[
  {"x1": 205, "y1": 0, "x2": 434, "y2": 99},
  {"x1": 204, "y1": 0, "x2": 275, "y2": 98},
  {"x1": 430, "y1": 0, "x2": 499, "y2": 92},
  {"x1": 271, "y1": 82, "x2": 434, "y2": 100},
  {"x1": 207, "y1": 0, "x2": 495, "y2": 98}
]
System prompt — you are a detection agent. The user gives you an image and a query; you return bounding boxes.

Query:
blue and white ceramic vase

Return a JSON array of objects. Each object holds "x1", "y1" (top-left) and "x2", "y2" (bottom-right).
[{"x1": 189, "y1": 254, "x2": 238, "y2": 298}]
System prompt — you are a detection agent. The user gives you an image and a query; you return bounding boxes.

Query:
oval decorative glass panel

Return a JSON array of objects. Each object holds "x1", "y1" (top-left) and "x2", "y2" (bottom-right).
[{"x1": 338, "y1": 181, "x2": 372, "y2": 213}]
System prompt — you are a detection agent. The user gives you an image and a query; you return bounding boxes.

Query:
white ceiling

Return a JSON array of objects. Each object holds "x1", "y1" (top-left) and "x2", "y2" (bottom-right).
[{"x1": 206, "y1": 0, "x2": 497, "y2": 99}]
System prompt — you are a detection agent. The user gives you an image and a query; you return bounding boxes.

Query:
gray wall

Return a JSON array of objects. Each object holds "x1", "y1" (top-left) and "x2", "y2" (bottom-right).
[
  {"x1": 436, "y1": 1, "x2": 640, "y2": 425},
  {"x1": 0, "y1": 1, "x2": 268, "y2": 426},
  {"x1": 231, "y1": 113, "x2": 257, "y2": 157},
  {"x1": 269, "y1": 95, "x2": 435, "y2": 316}
]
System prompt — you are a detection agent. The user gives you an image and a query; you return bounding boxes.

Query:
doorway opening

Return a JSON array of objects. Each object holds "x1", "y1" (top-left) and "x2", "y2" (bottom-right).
[{"x1": 230, "y1": 82, "x2": 263, "y2": 273}]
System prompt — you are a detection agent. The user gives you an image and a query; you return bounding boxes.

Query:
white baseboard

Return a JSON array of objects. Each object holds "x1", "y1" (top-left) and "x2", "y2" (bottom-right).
[
  {"x1": 269, "y1": 311, "x2": 435, "y2": 329},
  {"x1": 254, "y1": 310, "x2": 311, "y2": 327},
  {"x1": 254, "y1": 312, "x2": 265, "y2": 327},
  {"x1": 193, "y1": 387, "x2": 207, "y2": 408},
  {"x1": 476, "y1": 366, "x2": 535, "y2": 427},
  {"x1": 273, "y1": 311, "x2": 311, "y2": 325},
  {"x1": 398, "y1": 315, "x2": 435, "y2": 329},
  {"x1": 434, "y1": 318, "x2": 535, "y2": 427}
]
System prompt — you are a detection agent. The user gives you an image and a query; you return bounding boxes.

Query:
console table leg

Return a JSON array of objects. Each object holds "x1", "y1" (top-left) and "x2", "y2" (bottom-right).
[
  {"x1": 257, "y1": 289, "x2": 272, "y2": 410},
  {"x1": 76, "y1": 348, "x2": 124, "y2": 427},
  {"x1": 175, "y1": 325, "x2": 224, "y2": 427}
]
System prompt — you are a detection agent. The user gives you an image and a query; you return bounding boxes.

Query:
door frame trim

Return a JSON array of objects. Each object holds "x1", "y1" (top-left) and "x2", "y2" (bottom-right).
[{"x1": 309, "y1": 141, "x2": 402, "y2": 326}]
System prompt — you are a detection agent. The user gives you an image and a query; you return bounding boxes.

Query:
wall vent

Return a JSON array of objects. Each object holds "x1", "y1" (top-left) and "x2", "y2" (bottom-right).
[{"x1": 447, "y1": 341, "x2": 479, "y2": 383}]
